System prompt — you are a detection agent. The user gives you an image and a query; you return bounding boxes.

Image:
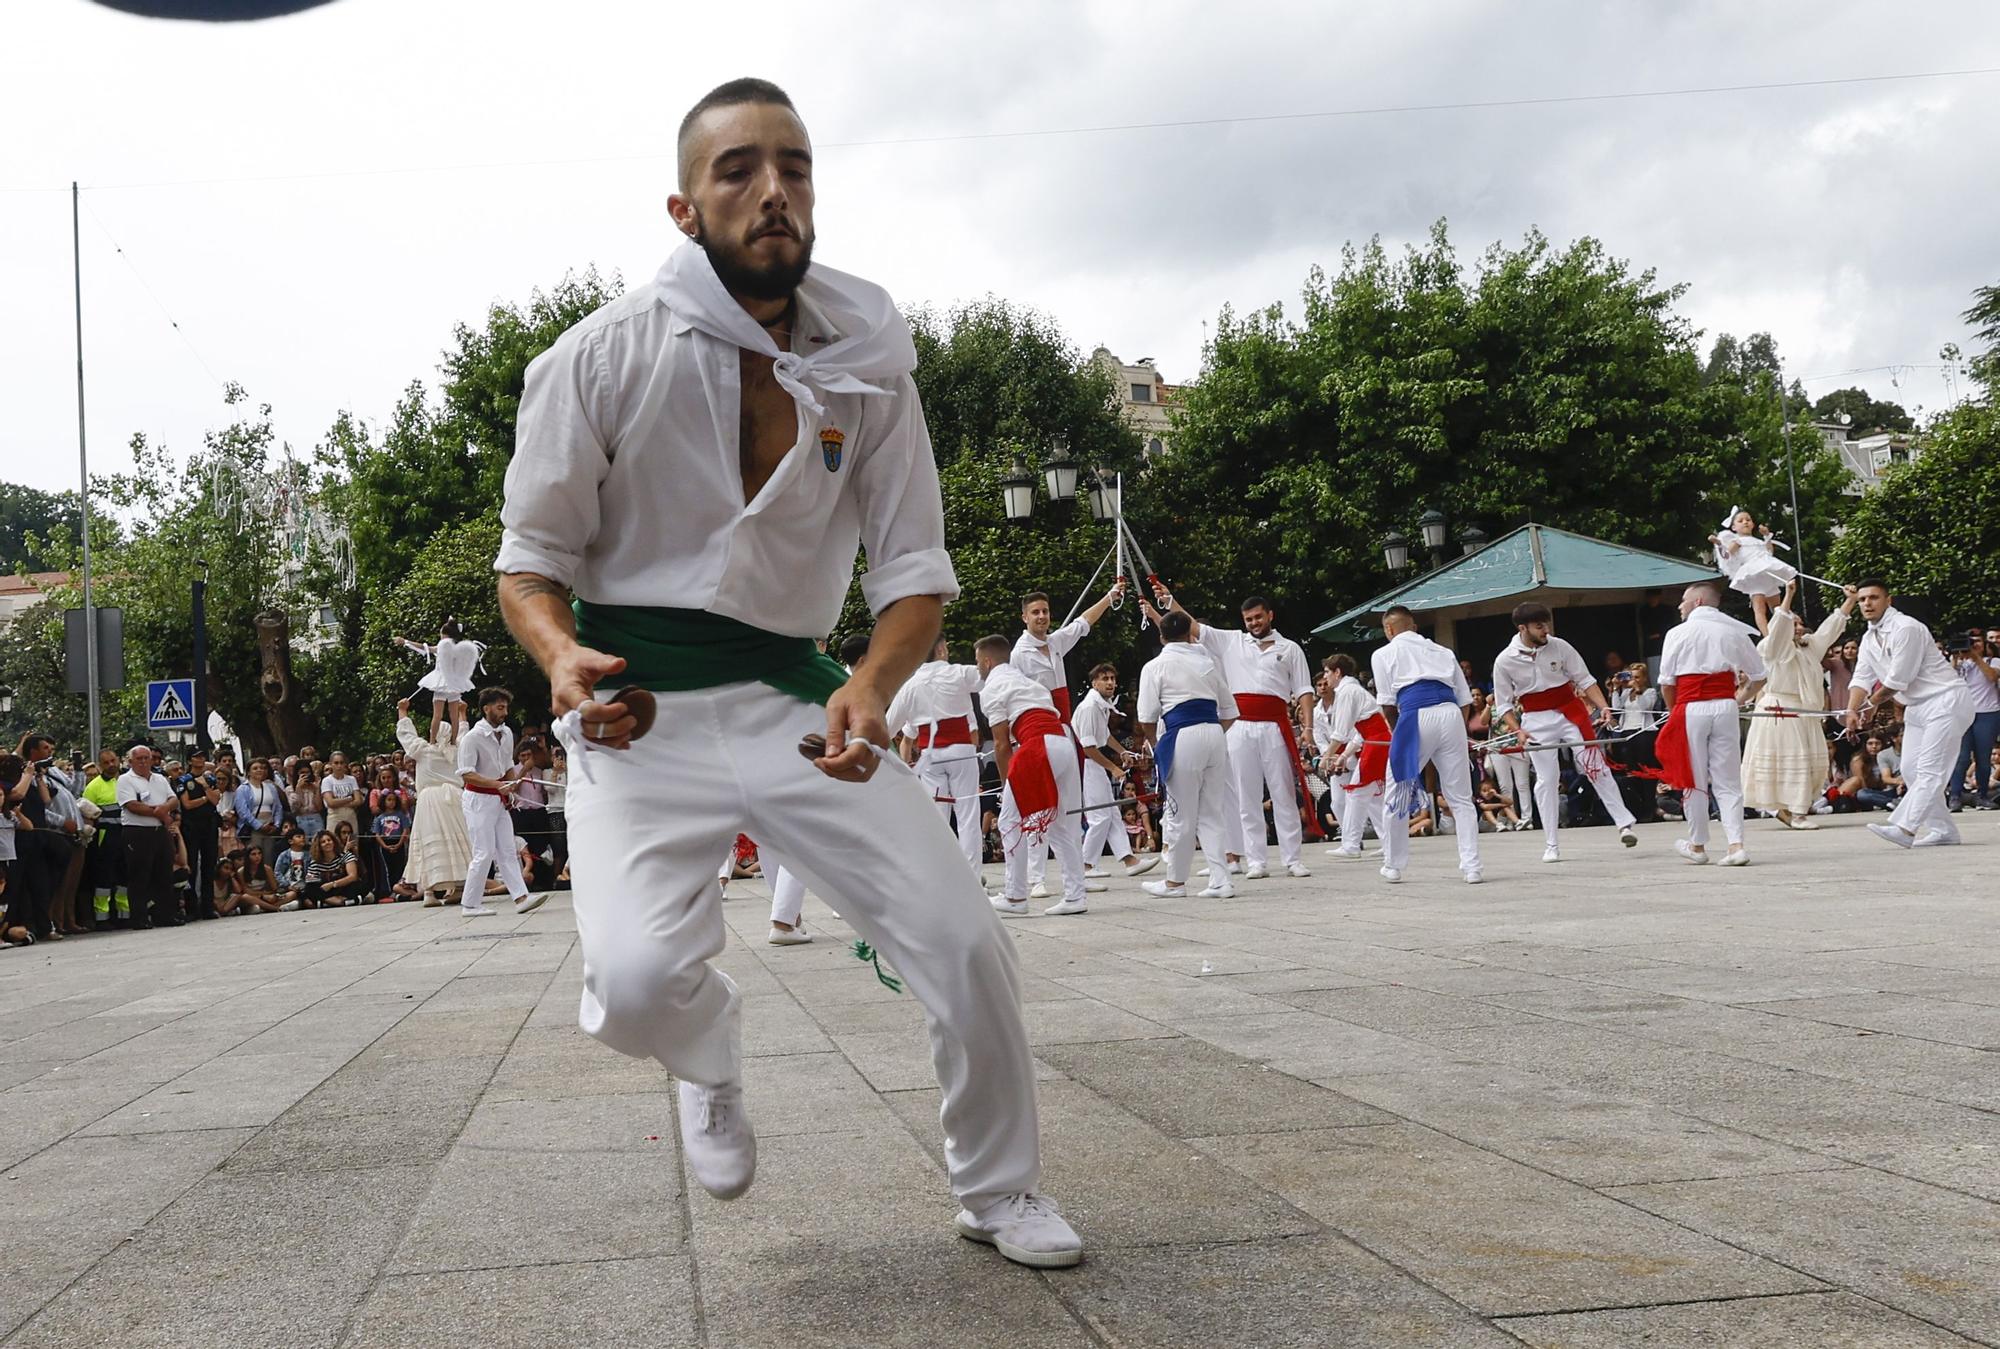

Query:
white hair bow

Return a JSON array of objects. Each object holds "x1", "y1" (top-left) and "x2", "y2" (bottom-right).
[{"x1": 1720, "y1": 504, "x2": 1743, "y2": 532}]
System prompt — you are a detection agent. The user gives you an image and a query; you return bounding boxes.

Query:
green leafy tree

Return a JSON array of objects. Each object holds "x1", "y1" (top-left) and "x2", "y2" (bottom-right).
[
  {"x1": 1809, "y1": 386, "x2": 1914, "y2": 435},
  {"x1": 1827, "y1": 398, "x2": 1999, "y2": 629},
  {"x1": 0, "y1": 483, "x2": 88, "y2": 573}
]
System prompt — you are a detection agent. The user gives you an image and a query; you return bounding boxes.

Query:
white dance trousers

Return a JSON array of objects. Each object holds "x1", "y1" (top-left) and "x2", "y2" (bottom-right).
[
  {"x1": 1080, "y1": 760, "x2": 1133, "y2": 863},
  {"x1": 916, "y1": 746, "x2": 983, "y2": 869},
  {"x1": 1489, "y1": 747, "x2": 1533, "y2": 817},
  {"x1": 1000, "y1": 732, "x2": 1086, "y2": 904},
  {"x1": 1161, "y1": 722, "x2": 1233, "y2": 885},
  {"x1": 1891, "y1": 688, "x2": 1975, "y2": 842},
  {"x1": 565, "y1": 680, "x2": 1040, "y2": 1210},
  {"x1": 1523, "y1": 708, "x2": 1634, "y2": 846},
  {"x1": 1229, "y1": 719, "x2": 1304, "y2": 866},
  {"x1": 461, "y1": 790, "x2": 528, "y2": 901},
  {"x1": 769, "y1": 866, "x2": 805, "y2": 927},
  {"x1": 1341, "y1": 775, "x2": 1387, "y2": 853},
  {"x1": 1680, "y1": 699, "x2": 1745, "y2": 848},
  {"x1": 1381, "y1": 704, "x2": 1481, "y2": 875}
]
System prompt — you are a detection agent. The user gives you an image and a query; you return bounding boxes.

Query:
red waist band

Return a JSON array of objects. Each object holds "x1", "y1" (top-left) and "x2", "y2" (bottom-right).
[
  {"x1": 1518, "y1": 685, "x2": 1585, "y2": 714},
  {"x1": 1011, "y1": 707, "x2": 1062, "y2": 747},
  {"x1": 916, "y1": 716, "x2": 973, "y2": 749},
  {"x1": 1674, "y1": 670, "x2": 1739, "y2": 702}
]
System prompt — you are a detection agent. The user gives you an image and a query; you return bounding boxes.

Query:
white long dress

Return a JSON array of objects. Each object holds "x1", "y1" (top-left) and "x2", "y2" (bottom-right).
[
  {"x1": 397, "y1": 715, "x2": 473, "y2": 890},
  {"x1": 1714, "y1": 533, "x2": 1797, "y2": 600},
  {"x1": 1742, "y1": 607, "x2": 1846, "y2": 815}
]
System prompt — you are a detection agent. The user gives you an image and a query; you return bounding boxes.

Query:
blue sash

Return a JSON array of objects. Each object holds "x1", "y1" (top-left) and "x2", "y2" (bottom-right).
[
  {"x1": 1156, "y1": 699, "x2": 1219, "y2": 807},
  {"x1": 1387, "y1": 679, "x2": 1458, "y2": 816}
]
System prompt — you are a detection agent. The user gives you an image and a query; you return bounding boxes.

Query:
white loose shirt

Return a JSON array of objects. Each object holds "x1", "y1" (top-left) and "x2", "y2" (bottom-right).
[
  {"x1": 1198, "y1": 625, "x2": 1312, "y2": 701},
  {"x1": 1491, "y1": 634, "x2": 1597, "y2": 717},
  {"x1": 1137, "y1": 643, "x2": 1239, "y2": 725},
  {"x1": 980, "y1": 663, "x2": 1059, "y2": 739},
  {"x1": 1958, "y1": 657, "x2": 2000, "y2": 713},
  {"x1": 115, "y1": 769, "x2": 174, "y2": 829},
  {"x1": 1011, "y1": 619, "x2": 1091, "y2": 694},
  {"x1": 886, "y1": 660, "x2": 983, "y2": 735},
  {"x1": 496, "y1": 273, "x2": 957, "y2": 638},
  {"x1": 319, "y1": 772, "x2": 361, "y2": 809},
  {"x1": 1325, "y1": 678, "x2": 1384, "y2": 746},
  {"x1": 1852, "y1": 606, "x2": 1959, "y2": 705},
  {"x1": 1658, "y1": 606, "x2": 1766, "y2": 686},
  {"x1": 1072, "y1": 688, "x2": 1119, "y2": 750},
  {"x1": 1370, "y1": 631, "x2": 1473, "y2": 707},
  {"x1": 456, "y1": 718, "x2": 516, "y2": 783}
]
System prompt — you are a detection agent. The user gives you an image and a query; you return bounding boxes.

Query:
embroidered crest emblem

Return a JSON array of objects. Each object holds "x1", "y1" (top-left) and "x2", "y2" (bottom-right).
[{"x1": 819, "y1": 426, "x2": 845, "y2": 472}]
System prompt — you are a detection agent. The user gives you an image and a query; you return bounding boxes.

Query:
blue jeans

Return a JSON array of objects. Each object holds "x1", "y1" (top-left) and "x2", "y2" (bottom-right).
[
  {"x1": 296, "y1": 812, "x2": 326, "y2": 839},
  {"x1": 1949, "y1": 709, "x2": 1999, "y2": 804},
  {"x1": 1855, "y1": 787, "x2": 1899, "y2": 811}
]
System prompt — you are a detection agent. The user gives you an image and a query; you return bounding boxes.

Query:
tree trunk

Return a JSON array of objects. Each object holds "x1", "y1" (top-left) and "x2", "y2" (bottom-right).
[{"x1": 252, "y1": 609, "x2": 316, "y2": 755}]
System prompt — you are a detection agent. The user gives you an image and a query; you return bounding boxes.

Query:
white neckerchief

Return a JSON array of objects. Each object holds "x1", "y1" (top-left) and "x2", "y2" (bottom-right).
[{"x1": 653, "y1": 242, "x2": 916, "y2": 417}]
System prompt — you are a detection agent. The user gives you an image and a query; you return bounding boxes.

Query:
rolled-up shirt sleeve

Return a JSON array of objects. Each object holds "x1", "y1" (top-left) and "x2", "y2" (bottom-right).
[
  {"x1": 496, "y1": 329, "x2": 614, "y2": 587},
  {"x1": 1880, "y1": 625, "x2": 1925, "y2": 693},
  {"x1": 854, "y1": 374, "x2": 959, "y2": 615}
]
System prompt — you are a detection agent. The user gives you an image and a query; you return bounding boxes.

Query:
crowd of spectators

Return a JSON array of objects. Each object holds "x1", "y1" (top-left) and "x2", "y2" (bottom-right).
[{"x1": 1, "y1": 717, "x2": 573, "y2": 949}]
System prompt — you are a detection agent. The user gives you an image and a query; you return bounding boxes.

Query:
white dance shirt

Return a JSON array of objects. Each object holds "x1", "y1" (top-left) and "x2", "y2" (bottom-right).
[
  {"x1": 979, "y1": 663, "x2": 1060, "y2": 739},
  {"x1": 1011, "y1": 619, "x2": 1091, "y2": 694},
  {"x1": 1072, "y1": 688, "x2": 1119, "y2": 750},
  {"x1": 456, "y1": 718, "x2": 516, "y2": 784},
  {"x1": 886, "y1": 660, "x2": 983, "y2": 735},
  {"x1": 1325, "y1": 678, "x2": 1383, "y2": 746},
  {"x1": 1658, "y1": 606, "x2": 1766, "y2": 686},
  {"x1": 1854, "y1": 606, "x2": 1960, "y2": 705},
  {"x1": 1137, "y1": 643, "x2": 1238, "y2": 725},
  {"x1": 1491, "y1": 634, "x2": 1597, "y2": 717},
  {"x1": 497, "y1": 252, "x2": 957, "y2": 638},
  {"x1": 1370, "y1": 631, "x2": 1472, "y2": 706},
  {"x1": 1197, "y1": 626, "x2": 1312, "y2": 701}
]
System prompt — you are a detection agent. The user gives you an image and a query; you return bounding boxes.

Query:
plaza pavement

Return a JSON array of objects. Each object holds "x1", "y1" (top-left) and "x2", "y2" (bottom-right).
[{"x1": 1, "y1": 812, "x2": 1996, "y2": 1347}]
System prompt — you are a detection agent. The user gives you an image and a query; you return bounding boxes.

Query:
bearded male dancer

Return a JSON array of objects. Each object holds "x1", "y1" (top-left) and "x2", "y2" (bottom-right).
[
  {"x1": 1490, "y1": 601, "x2": 1638, "y2": 861},
  {"x1": 497, "y1": 79, "x2": 1079, "y2": 1267}
]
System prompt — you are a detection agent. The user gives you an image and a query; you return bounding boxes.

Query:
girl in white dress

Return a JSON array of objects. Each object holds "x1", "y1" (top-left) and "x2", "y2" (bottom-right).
[
  {"x1": 395, "y1": 619, "x2": 487, "y2": 741},
  {"x1": 395, "y1": 698, "x2": 474, "y2": 905},
  {"x1": 1711, "y1": 506, "x2": 1797, "y2": 630}
]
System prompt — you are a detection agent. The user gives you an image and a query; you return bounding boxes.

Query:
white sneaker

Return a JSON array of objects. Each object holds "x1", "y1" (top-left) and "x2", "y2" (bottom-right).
[
  {"x1": 767, "y1": 925, "x2": 813, "y2": 946},
  {"x1": 278, "y1": 899, "x2": 301, "y2": 912},
  {"x1": 1718, "y1": 848, "x2": 1750, "y2": 867},
  {"x1": 1464, "y1": 869, "x2": 1484, "y2": 885},
  {"x1": 1081, "y1": 880, "x2": 1107, "y2": 894},
  {"x1": 1123, "y1": 855, "x2": 1161, "y2": 878},
  {"x1": 1327, "y1": 846, "x2": 1364, "y2": 860},
  {"x1": 1284, "y1": 861, "x2": 1311, "y2": 878},
  {"x1": 1082, "y1": 865, "x2": 1109, "y2": 878},
  {"x1": 955, "y1": 1191, "x2": 1082, "y2": 1268},
  {"x1": 1867, "y1": 822, "x2": 1914, "y2": 849},
  {"x1": 1141, "y1": 879, "x2": 1187, "y2": 898},
  {"x1": 1911, "y1": 830, "x2": 1960, "y2": 848},
  {"x1": 678, "y1": 1080, "x2": 756, "y2": 1201},
  {"x1": 461, "y1": 903, "x2": 499, "y2": 916},
  {"x1": 1244, "y1": 862, "x2": 1270, "y2": 880},
  {"x1": 989, "y1": 895, "x2": 1029, "y2": 917},
  {"x1": 1619, "y1": 826, "x2": 1638, "y2": 848},
  {"x1": 514, "y1": 892, "x2": 547, "y2": 915},
  {"x1": 1196, "y1": 882, "x2": 1234, "y2": 899},
  {"x1": 1674, "y1": 839, "x2": 1709, "y2": 865},
  {"x1": 1378, "y1": 866, "x2": 1402, "y2": 883},
  {"x1": 1227, "y1": 860, "x2": 1243, "y2": 875},
  {"x1": 1028, "y1": 881, "x2": 1053, "y2": 900},
  {"x1": 1043, "y1": 899, "x2": 1089, "y2": 916},
  {"x1": 1542, "y1": 846, "x2": 1562, "y2": 864}
]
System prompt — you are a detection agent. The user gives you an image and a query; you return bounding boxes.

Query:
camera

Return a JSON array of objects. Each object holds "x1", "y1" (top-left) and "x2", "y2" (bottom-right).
[{"x1": 1946, "y1": 634, "x2": 1974, "y2": 654}]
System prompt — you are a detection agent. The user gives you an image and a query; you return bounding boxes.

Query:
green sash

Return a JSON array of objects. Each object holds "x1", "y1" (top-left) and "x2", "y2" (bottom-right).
[{"x1": 573, "y1": 601, "x2": 849, "y2": 707}]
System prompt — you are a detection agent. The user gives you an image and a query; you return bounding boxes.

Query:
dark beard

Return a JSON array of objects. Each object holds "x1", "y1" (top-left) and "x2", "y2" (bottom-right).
[{"x1": 694, "y1": 211, "x2": 814, "y2": 302}]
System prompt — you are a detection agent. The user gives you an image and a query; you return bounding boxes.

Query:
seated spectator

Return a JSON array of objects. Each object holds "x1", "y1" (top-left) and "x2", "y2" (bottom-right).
[
  {"x1": 1828, "y1": 736, "x2": 1898, "y2": 812},
  {"x1": 280, "y1": 832, "x2": 365, "y2": 909},
  {"x1": 274, "y1": 828, "x2": 312, "y2": 893},
  {"x1": 1476, "y1": 778, "x2": 1521, "y2": 831},
  {"x1": 233, "y1": 846, "x2": 284, "y2": 913},
  {"x1": 333, "y1": 820, "x2": 372, "y2": 900}
]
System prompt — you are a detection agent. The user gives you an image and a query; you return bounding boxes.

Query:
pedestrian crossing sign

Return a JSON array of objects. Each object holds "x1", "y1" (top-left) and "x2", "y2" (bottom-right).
[{"x1": 146, "y1": 678, "x2": 196, "y2": 729}]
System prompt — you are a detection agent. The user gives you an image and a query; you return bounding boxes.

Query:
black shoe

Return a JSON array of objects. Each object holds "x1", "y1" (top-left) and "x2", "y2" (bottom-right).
[
  {"x1": 198, "y1": 908, "x2": 219, "y2": 920},
  {"x1": 130, "y1": 918, "x2": 154, "y2": 930}
]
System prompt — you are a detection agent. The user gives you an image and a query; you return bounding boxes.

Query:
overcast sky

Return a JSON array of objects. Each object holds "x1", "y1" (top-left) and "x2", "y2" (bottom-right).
[{"x1": 3, "y1": 0, "x2": 1996, "y2": 503}]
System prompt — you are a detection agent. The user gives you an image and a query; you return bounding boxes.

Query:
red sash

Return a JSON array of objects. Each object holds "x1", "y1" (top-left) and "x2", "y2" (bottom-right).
[
  {"x1": 1006, "y1": 707, "x2": 1064, "y2": 841},
  {"x1": 1646, "y1": 670, "x2": 1739, "y2": 790},
  {"x1": 1517, "y1": 684, "x2": 1612, "y2": 783},
  {"x1": 1234, "y1": 692, "x2": 1323, "y2": 839},
  {"x1": 1049, "y1": 686, "x2": 1073, "y2": 724},
  {"x1": 465, "y1": 783, "x2": 505, "y2": 798},
  {"x1": 916, "y1": 716, "x2": 972, "y2": 749},
  {"x1": 1346, "y1": 712, "x2": 1390, "y2": 790}
]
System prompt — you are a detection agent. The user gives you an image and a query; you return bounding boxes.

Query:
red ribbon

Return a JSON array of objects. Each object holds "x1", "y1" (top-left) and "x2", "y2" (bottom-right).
[
  {"x1": 1234, "y1": 693, "x2": 1323, "y2": 840},
  {"x1": 1638, "y1": 670, "x2": 1738, "y2": 790},
  {"x1": 1346, "y1": 712, "x2": 1390, "y2": 790},
  {"x1": 915, "y1": 716, "x2": 972, "y2": 750},
  {"x1": 1005, "y1": 707, "x2": 1064, "y2": 841}
]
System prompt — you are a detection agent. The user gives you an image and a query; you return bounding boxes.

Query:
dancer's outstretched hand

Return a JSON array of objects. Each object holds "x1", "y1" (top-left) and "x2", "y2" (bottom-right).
[{"x1": 549, "y1": 644, "x2": 635, "y2": 749}]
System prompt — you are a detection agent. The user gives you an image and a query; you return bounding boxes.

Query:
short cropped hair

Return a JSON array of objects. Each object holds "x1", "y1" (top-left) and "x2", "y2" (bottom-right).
[
  {"x1": 1324, "y1": 653, "x2": 1356, "y2": 677},
  {"x1": 1512, "y1": 601, "x2": 1553, "y2": 627},
  {"x1": 1383, "y1": 605, "x2": 1414, "y2": 624},
  {"x1": 1088, "y1": 663, "x2": 1117, "y2": 680},
  {"x1": 1854, "y1": 576, "x2": 1890, "y2": 594},
  {"x1": 677, "y1": 78, "x2": 797, "y2": 190},
  {"x1": 1019, "y1": 591, "x2": 1050, "y2": 611},
  {"x1": 477, "y1": 686, "x2": 513, "y2": 710},
  {"x1": 838, "y1": 632, "x2": 872, "y2": 667},
  {"x1": 1240, "y1": 595, "x2": 1273, "y2": 613},
  {"x1": 974, "y1": 635, "x2": 1012, "y2": 660},
  {"x1": 1161, "y1": 611, "x2": 1194, "y2": 641}
]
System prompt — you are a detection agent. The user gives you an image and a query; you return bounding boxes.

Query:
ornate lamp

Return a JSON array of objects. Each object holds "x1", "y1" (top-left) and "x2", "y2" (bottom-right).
[
  {"x1": 1382, "y1": 530, "x2": 1411, "y2": 572},
  {"x1": 1000, "y1": 454, "x2": 1037, "y2": 522},
  {"x1": 1459, "y1": 525, "x2": 1489, "y2": 556},
  {"x1": 1041, "y1": 435, "x2": 1080, "y2": 502}
]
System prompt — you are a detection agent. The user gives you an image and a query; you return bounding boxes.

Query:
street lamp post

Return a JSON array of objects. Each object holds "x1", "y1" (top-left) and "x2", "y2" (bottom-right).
[
  {"x1": 1000, "y1": 454, "x2": 1037, "y2": 523},
  {"x1": 192, "y1": 559, "x2": 211, "y2": 756},
  {"x1": 1381, "y1": 530, "x2": 1411, "y2": 573},
  {"x1": 1418, "y1": 509, "x2": 1449, "y2": 569},
  {"x1": 1459, "y1": 525, "x2": 1489, "y2": 556}
]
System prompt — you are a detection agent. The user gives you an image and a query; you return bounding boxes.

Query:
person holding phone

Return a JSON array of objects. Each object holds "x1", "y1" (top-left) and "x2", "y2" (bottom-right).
[{"x1": 1948, "y1": 630, "x2": 1998, "y2": 811}]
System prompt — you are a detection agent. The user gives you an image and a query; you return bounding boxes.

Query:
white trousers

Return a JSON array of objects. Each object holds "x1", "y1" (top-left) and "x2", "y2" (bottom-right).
[
  {"x1": 1381, "y1": 704, "x2": 1481, "y2": 875},
  {"x1": 1229, "y1": 719, "x2": 1305, "y2": 866},
  {"x1": 1001, "y1": 733, "x2": 1086, "y2": 904},
  {"x1": 566, "y1": 681, "x2": 1039, "y2": 1210},
  {"x1": 916, "y1": 746, "x2": 983, "y2": 869},
  {"x1": 1891, "y1": 688, "x2": 1975, "y2": 842},
  {"x1": 1080, "y1": 760, "x2": 1134, "y2": 863},
  {"x1": 769, "y1": 866, "x2": 805, "y2": 927},
  {"x1": 1340, "y1": 775, "x2": 1387, "y2": 853},
  {"x1": 1681, "y1": 700, "x2": 1745, "y2": 848},
  {"x1": 1489, "y1": 747, "x2": 1533, "y2": 816},
  {"x1": 1523, "y1": 707, "x2": 1635, "y2": 846},
  {"x1": 461, "y1": 791, "x2": 528, "y2": 901},
  {"x1": 1161, "y1": 723, "x2": 1233, "y2": 885}
]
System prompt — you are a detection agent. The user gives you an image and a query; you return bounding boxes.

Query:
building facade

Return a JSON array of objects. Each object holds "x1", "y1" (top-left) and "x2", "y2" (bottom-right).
[{"x1": 1092, "y1": 347, "x2": 1178, "y2": 461}]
